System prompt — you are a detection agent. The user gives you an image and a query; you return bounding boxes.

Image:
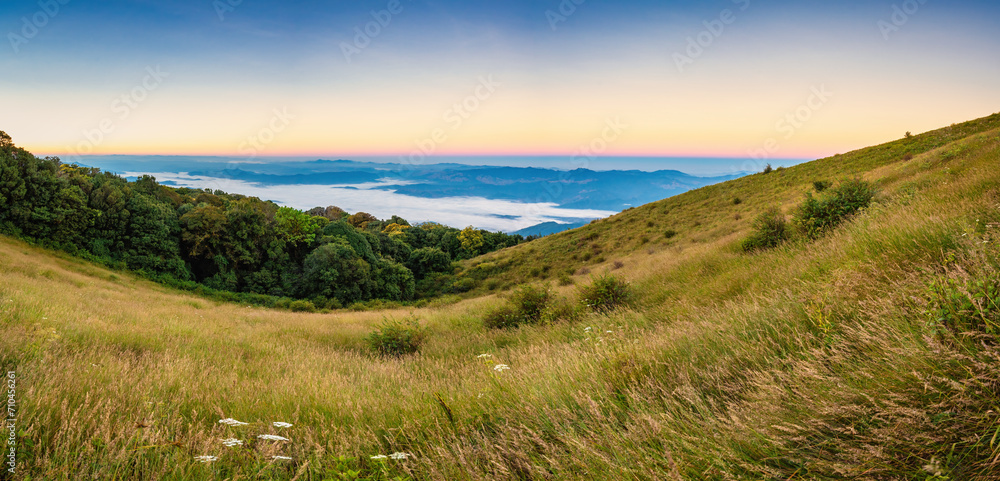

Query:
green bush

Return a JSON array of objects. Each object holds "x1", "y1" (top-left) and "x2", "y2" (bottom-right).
[
  {"x1": 509, "y1": 284, "x2": 551, "y2": 323},
  {"x1": 451, "y1": 277, "x2": 477, "y2": 293},
  {"x1": 580, "y1": 274, "x2": 634, "y2": 312},
  {"x1": 482, "y1": 305, "x2": 520, "y2": 329},
  {"x1": 794, "y1": 179, "x2": 877, "y2": 238},
  {"x1": 813, "y1": 180, "x2": 832, "y2": 192},
  {"x1": 927, "y1": 277, "x2": 1000, "y2": 338},
  {"x1": 741, "y1": 208, "x2": 788, "y2": 252},
  {"x1": 543, "y1": 297, "x2": 584, "y2": 324},
  {"x1": 664, "y1": 229, "x2": 678, "y2": 239},
  {"x1": 288, "y1": 299, "x2": 316, "y2": 312},
  {"x1": 482, "y1": 285, "x2": 552, "y2": 329},
  {"x1": 365, "y1": 317, "x2": 428, "y2": 357}
]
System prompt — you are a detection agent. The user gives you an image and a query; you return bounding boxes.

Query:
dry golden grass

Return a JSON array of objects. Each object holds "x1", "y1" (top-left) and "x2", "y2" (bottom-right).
[{"x1": 2, "y1": 117, "x2": 1000, "y2": 479}]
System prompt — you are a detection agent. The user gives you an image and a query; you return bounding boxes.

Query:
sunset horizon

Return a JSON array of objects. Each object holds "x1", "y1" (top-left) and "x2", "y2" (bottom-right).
[{"x1": 5, "y1": 0, "x2": 998, "y2": 165}]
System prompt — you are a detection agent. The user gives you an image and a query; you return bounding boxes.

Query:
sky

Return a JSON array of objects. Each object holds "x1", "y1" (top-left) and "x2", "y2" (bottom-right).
[{"x1": 2, "y1": 0, "x2": 1000, "y2": 168}]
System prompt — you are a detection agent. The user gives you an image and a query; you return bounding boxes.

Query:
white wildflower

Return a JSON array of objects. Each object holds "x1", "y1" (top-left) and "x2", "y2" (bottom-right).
[
  {"x1": 476, "y1": 353, "x2": 493, "y2": 359},
  {"x1": 273, "y1": 455, "x2": 293, "y2": 461},
  {"x1": 389, "y1": 452, "x2": 411, "y2": 460},
  {"x1": 606, "y1": 330, "x2": 613, "y2": 334},
  {"x1": 258, "y1": 434, "x2": 290, "y2": 442},
  {"x1": 493, "y1": 364, "x2": 510, "y2": 372},
  {"x1": 218, "y1": 418, "x2": 248, "y2": 426},
  {"x1": 221, "y1": 438, "x2": 243, "y2": 447},
  {"x1": 194, "y1": 455, "x2": 218, "y2": 463},
  {"x1": 370, "y1": 454, "x2": 388, "y2": 460},
  {"x1": 584, "y1": 327, "x2": 592, "y2": 332},
  {"x1": 272, "y1": 422, "x2": 293, "y2": 428}
]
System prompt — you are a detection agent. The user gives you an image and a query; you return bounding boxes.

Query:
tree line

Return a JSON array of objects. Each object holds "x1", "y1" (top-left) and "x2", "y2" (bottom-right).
[{"x1": 0, "y1": 131, "x2": 525, "y2": 307}]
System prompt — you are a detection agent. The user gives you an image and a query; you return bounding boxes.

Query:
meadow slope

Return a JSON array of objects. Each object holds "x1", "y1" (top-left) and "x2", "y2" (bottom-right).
[{"x1": 2, "y1": 113, "x2": 1000, "y2": 480}]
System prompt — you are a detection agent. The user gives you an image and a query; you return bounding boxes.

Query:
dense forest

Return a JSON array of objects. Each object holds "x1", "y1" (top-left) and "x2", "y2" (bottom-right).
[{"x1": 0, "y1": 131, "x2": 526, "y2": 308}]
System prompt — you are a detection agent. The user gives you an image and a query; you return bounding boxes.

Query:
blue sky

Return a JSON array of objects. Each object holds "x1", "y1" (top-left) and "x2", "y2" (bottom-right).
[{"x1": 2, "y1": 0, "x2": 1000, "y2": 166}]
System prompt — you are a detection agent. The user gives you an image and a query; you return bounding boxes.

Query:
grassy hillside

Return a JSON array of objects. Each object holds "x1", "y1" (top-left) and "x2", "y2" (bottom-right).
[
  {"x1": 457, "y1": 113, "x2": 1000, "y2": 293},
  {"x1": 3, "y1": 113, "x2": 1000, "y2": 480}
]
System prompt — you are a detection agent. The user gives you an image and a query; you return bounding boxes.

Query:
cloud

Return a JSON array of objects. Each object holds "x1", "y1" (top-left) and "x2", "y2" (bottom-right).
[{"x1": 129, "y1": 172, "x2": 615, "y2": 232}]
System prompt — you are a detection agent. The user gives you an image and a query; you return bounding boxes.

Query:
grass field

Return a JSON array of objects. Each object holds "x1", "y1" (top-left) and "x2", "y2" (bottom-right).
[{"x1": 3, "y1": 114, "x2": 1000, "y2": 479}]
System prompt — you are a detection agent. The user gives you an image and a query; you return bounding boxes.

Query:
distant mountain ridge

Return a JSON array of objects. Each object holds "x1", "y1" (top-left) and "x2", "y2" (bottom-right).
[
  {"x1": 79, "y1": 156, "x2": 745, "y2": 233},
  {"x1": 512, "y1": 221, "x2": 591, "y2": 237}
]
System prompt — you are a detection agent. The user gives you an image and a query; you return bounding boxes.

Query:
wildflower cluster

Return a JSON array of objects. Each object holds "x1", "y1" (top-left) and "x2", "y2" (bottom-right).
[
  {"x1": 477, "y1": 353, "x2": 512, "y2": 376},
  {"x1": 195, "y1": 418, "x2": 295, "y2": 464},
  {"x1": 371, "y1": 452, "x2": 412, "y2": 461}
]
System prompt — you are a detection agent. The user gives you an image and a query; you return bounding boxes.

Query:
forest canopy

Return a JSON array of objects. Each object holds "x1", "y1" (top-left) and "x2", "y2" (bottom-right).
[{"x1": 0, "y1": 131, "x2": 525, "y2": 307}]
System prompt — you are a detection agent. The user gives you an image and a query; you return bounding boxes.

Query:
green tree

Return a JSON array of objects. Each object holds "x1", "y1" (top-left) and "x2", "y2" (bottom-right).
[
  {"x1": 407, "y1": 247, "x2": 451, "y2": 280},
  {"x1": 458, "y1": 226, "x2": 484, "y2": 257},
  {"x1": 276, "y1": 206, "x2": 322, "y2": 250},
  {"x1": 123, "y1": 193, "x2": 188, "y2": 278},
  {"x1": 300, "y1": 239, "x2": 373, "y2": 304}
]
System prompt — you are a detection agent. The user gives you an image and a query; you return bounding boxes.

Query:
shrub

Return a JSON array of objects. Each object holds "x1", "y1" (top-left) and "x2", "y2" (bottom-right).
[
  {"x1": 543, "y1": 297, "x2": 584, "y2": 324},
  {"x1": 580, "y1": 274, "x2": 634, "y2": 312},
  {"x1": 451, "y1": 277, "x2": 477, "y2": 293},
  {"x1": 612, "y1": 260, "x2": 625, "y2": 270},
  {"x1": 482, "y1": 305, "x2": 519, "y2": 329},
  {"x1": 664, "y1": 229, "x2": 678, "y2": 239},
  {"x1": 763, "y1": 164, "x2": 773, "y2": 174},
  {"x1": 509, "y1": 285, "x2": 551, "y2": 323},
  {"x1": 288, "y1": 299, "x2": 316, "y2": 312},
  {"x1": 733, "y1": 197, "x2": 742, "y2": 205},
  {"x1": 365, "y1": 317, "x2": 428, "y2": 357},
  {"x1": 558, "y1": 273, "x2": 574, "y2": 286},
  {"x1": 794, "y1": 179, "x2": 877, "y2": 238},
  {"x1": 741, "y1": 208, "x2": 788, "y2": 252},
  {"x1": 927, "y1": 277, "x2": 1000, "y2": 338},
  {"x1": 812, "y1": 180, "x2": 831, "y2": 192},
  {"x1": 483, "y1": 285, "x2": 552, "y2": 329}
]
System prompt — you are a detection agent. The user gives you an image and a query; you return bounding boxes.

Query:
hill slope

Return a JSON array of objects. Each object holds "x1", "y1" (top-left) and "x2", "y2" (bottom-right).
[
  {"x1": 3, "y1": 113, "x2": 1000, "y2": 479},
  {"x1": 455, "y1": 113, "x2": 1000, "y2": 292}
]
